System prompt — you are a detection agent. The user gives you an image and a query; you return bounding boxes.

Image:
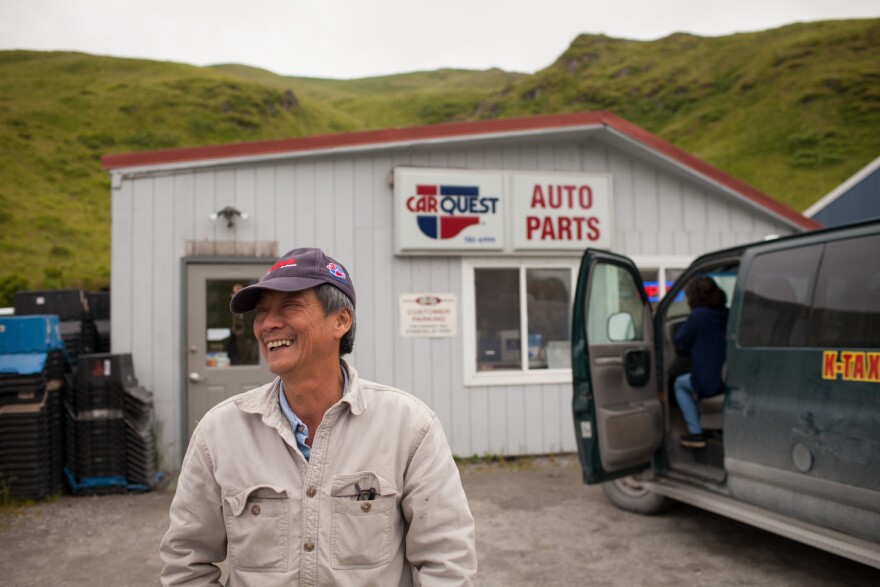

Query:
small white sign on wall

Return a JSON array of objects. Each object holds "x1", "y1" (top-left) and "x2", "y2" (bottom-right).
[{"x1": 400, "y1": 293, "x2": 457, "y2": 338}]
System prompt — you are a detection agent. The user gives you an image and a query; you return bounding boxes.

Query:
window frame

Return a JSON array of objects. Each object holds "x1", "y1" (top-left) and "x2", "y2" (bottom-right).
[
  {"x1": 463, "y1": 257, "x2": 579, "y2": 386},
  {"x1": 462, "y1": 255, "x2": 693, "y2": 387}
]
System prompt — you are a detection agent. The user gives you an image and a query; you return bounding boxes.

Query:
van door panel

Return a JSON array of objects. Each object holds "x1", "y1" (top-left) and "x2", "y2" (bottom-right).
[{"x1": 572, "y1": 250, "x2": 663, "y2": 483}]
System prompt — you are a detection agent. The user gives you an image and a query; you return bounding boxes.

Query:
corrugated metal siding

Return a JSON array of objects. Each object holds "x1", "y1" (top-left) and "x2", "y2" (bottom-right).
[
  {"x1": 111, "y1": 137, "x2": 796, "y2": 465},
  {"x1": 811, "y1": 168, "x2": 880, "y2": 227}
]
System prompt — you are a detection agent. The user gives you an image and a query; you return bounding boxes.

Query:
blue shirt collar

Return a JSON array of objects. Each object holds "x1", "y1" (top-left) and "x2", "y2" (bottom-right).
[{"x1": 278, "y1": 364, "x2": 349, "y2": 460}]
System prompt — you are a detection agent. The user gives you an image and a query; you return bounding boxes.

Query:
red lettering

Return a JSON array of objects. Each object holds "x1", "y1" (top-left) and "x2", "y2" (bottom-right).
[
  {"x1": 531, "y1": 185, "x2": 546, "y2": 208},
  {"x1": 564, "y1": 185, "x2": 576, "y2": 208},
  {"x1": 853, "y1": 353, "x2": 866, "y2": 380},
  {"x1": 823, "y1": 351, "x2": 838, "y2": 379},
  {"x1": 573, "y1": 217, "x2": 586, "y2": 240},
  {"x1": 868, "y1": 353, "x2": 880, "y2": 381},
  {"x1": 541, "y1": 216, "x2": 555, "y2": 239},
  {"x1": 526, "y1": 216, "x2": 540, "y2": 239},
  {"x1": 579, "y1": 185, "x2": 593, "y2": 209},
  {"x1": 548, "y1": 186, "x2": 561, "y2": 209},
  {"x1": 558, "y1": 217, "x2": 572, "y2": 240},
  {"x1": 586, "y1": 217, "x2": 600, "y2": 241},
  {"x1": 841, "y1": 352, "x2": 855, "y2": 379},
  {"x1": 406, "y1": 196, "x2": 437, "y2": 212}
]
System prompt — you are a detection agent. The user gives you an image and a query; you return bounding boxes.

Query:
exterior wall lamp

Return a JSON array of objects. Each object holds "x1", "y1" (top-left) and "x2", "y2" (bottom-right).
[{"x1": 209, "y1": 206, "x2": 250, "y2": 228}]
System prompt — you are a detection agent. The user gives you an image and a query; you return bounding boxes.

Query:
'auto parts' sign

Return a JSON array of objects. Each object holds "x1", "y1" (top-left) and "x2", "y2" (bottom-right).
[
  {"x1": 511, "y1": 173, "x2": 611, "y2": 250},
  {"x1": 395, "y1": 169, "x2": 504, "y2": 251}
]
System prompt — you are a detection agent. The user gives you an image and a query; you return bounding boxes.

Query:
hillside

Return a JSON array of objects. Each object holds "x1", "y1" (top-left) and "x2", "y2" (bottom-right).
[
  {"x1": 0, "y1": 19, "x2": 878, "y2": 303},
  {"x1": 212, "y1": 64, "x2": 525, "y2": 128},
  {"x1": 475, "y1": 19, "x2": 880, "y2": 211},
  {"x1": 0, "y1": 51, "x2": 361, "y2": 302}
]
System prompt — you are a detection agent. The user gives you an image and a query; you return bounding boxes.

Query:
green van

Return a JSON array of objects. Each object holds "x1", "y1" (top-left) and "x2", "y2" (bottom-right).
[{"x1": 571, "y1": 219, "x2": 880, "y2": 569}]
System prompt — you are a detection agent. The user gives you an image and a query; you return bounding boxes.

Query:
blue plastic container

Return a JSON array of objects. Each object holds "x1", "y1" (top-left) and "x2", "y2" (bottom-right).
[{"x1": 0, "y1": 315, "x2": 66, "y2": 354}]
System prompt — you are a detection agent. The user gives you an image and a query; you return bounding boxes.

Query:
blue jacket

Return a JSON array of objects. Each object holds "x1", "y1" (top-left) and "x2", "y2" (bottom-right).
[{"x1": 674, "y1": 306, "x2": 728, "y2": 398}]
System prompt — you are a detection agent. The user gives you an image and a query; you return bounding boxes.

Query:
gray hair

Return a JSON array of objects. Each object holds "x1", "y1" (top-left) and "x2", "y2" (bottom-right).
[{"x1": 315, "y1": 284, "x2": 356, "y2": 355}]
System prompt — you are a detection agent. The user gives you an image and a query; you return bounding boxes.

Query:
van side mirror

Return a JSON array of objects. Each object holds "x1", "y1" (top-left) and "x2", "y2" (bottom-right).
[{"x1": 608, "y1": 312, "x2": 636, "y2": 342}]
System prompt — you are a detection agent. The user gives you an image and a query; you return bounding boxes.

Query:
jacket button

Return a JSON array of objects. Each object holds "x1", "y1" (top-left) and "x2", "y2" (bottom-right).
[
  {"x1": 250, "y1": 504, "x2": 261, "y2": 515},
  {"x1": 306, "y1": 487, "x2": 317, "y2": 497},
  {"x1": 304, "y1": 541, "x2": 315, "y2": 552},
  {"x1": 361, "y1": 502, "x2": 372, "y2": 513}
]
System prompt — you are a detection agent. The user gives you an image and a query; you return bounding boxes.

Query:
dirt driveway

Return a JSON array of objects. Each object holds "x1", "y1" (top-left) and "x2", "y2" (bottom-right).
[{"x1": 0, "y1": 456, "x2": 876, "y2": 586}]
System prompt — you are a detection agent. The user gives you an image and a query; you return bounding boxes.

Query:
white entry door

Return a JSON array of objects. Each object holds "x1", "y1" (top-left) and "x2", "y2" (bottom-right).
[{"x1": 185, "y1": 263, "x2": 274, "y2": 440}]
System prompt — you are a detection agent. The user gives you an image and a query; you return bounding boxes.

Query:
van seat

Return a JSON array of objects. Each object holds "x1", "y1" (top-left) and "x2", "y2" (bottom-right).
[{"x1": 700, "y1": 394, "x2": 724, "y2": 430}]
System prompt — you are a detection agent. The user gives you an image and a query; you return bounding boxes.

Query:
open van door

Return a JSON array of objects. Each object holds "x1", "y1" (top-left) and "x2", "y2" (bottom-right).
[{"x1": 572, "y1": 249, "x2": 664, "y2": 484}]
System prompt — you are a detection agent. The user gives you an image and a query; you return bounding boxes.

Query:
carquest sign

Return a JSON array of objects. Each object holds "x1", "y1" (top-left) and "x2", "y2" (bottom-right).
[
  {"x1": 511, "y1": 172, "x2": 611, "y2": 251},
  {"x1": 395, "y1": 168, "x2": 505, "y2": 252}
]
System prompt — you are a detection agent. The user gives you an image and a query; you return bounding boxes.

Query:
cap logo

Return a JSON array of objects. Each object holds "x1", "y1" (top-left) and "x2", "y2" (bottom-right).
[
  {"x1": 327, "y1": 262, "x2": 347, "y2": 281},
  {"x1": 266, "y1": 258, "x2": 296, "y2": 276}
]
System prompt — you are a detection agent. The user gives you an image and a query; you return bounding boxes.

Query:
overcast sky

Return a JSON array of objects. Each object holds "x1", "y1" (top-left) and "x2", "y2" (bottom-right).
[{"x1": 1, "y1": 1, "x2": 876, "y2": 79}]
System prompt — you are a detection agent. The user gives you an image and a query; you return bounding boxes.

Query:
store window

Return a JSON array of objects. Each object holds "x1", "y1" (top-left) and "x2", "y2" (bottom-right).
[
  {"x1": 464, "y1": 257, "x2": 691, "y2": 386},
  {"x1": 466, "y1": 260, "x2": 576, "y2": 384}
]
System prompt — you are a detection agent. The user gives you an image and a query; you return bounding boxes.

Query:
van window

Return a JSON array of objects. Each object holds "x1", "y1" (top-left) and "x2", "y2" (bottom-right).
[
  {"x1": 667, "y1": 268, "x2": 736, "y2": 319},
  {"x1": 808, "y1": 234, "x2": 880, "y2": 348},
  {"x1": 738, "y1": 245, "x2": 822, "y2": 347},
  {"x1": 587, "y1": 263, "x2": 645, "y2": 343}
]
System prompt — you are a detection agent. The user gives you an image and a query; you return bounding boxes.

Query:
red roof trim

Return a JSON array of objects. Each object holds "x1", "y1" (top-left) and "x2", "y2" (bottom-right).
[
  {"x1": 100, "y1": 111, "x2": 606, "y2": 170},
  {"x1": 598, "y1": 112, "x2": 822, "y2": 231},
  {"x1": 101, "y1": 110, "x2": 819, "y2": 231}
]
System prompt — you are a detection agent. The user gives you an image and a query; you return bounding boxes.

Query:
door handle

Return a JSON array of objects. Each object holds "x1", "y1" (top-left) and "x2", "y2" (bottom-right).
[
  {"x1": 623, "y1": 348, "x2": 651, "y2": 387},
  {"x1": 189, "y1": 372, "x2": 203, "y2": 383}
]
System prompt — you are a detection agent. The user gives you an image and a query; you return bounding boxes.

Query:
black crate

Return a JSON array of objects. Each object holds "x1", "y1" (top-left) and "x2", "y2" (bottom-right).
[
  {"x1": 0, "y1": 391, "x2": 65, "y2": 499},
  {"x1": 14, "y1": 290, "x2": 88, "y2": 321},
  {"x1": 86, "y1": 291, "x2": 110, "y2": 321},
  {"x1": 59, "y1": 319, "x2": 99, "y2": 362},
  {"x1": 75, "y1": 354, "x2": 137, "y2": 390},
  {"x1": 94, "y1": 320, "x2": 111, "y2": 353},
  {"x1": 65, "y1": 381, "x2": 125, "y2": 414}
]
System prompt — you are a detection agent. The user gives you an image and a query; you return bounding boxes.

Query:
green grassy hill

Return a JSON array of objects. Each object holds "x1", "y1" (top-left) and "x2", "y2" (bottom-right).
[
  {"x1": 0, "y1": 19, "x2": 877, "y2": 303},
  {"x1": 475, "y1": 19, "x2": 880, "y2": 211},
  {"x1": 0, "y1": 51, "x2": 360, "y2": 302},
  {"x1": 211, "y1": 64, "x2": 526, "y2": 128}
]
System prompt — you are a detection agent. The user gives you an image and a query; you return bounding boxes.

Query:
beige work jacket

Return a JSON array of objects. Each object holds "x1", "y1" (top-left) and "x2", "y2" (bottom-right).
[{"x1": 160, "y1": 361, "x2": 476, "y2": 586}]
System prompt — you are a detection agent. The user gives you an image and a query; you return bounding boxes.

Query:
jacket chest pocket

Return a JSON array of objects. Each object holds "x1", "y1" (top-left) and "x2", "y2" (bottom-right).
[
  {"x1": 330, "y1": 472, "x2": 398, "y2": 570},
  {"x1": 223, "y1": 485, "x2": 289, "y2": 572}
]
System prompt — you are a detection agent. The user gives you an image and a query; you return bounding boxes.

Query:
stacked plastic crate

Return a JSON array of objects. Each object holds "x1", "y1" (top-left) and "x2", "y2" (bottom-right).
[
  {"x1": 14, "y1": 290, "x2": 98, "y2": 362},
  {"x1": 64, "y1": 353, "x2": 159, "y2": 493},
  {"x1": 123, "y1": 384, "x2": 158, "y2": 489},
  {"x1": 0, "y1": 316, "x2": 70, "y2": 499},
  {"x1": 86, "y1": 291, "x2": 111, "y2": 353}
]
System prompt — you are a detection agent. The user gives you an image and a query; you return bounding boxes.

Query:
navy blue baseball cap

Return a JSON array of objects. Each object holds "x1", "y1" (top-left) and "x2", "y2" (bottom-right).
[{"x1": 230, "y1": 248, "x2": 355, "y2": 313}]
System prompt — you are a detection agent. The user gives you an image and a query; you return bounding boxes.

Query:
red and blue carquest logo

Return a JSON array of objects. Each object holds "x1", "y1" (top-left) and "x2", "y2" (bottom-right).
[{"x1": 406, "y1": 185, "x2": 499, "y2": 239}]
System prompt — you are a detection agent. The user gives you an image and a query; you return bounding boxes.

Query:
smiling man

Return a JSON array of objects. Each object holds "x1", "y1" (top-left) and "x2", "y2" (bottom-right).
[{"x1": 160, "y1": 248, "x2": 477, "y2": 586}]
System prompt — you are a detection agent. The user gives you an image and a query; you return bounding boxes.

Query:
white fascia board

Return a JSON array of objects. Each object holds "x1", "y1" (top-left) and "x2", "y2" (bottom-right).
[
  {"x1": 602, "y1": 127, "x2": 808, "y2": 232},
  {"x1": 108, "y1": 124, "x2": 605, "y2": 179},
  {"x1": 803, "y1": 154, "x2": 880, "y2": 218}
]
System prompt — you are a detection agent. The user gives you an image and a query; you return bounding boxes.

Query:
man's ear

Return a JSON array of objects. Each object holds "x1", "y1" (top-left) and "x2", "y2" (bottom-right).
[{"x1": 334, "y1": 308, "x2": 353, "y2": 339}]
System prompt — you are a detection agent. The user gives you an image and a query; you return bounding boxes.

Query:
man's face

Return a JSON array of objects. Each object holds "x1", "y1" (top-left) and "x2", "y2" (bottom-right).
[{"x1": 253, "y1": 288, "x2": 349, "y2": 378}]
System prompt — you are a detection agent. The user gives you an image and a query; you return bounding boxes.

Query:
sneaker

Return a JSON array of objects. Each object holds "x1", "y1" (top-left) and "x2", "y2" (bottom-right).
[{"x1": 680, "y1": 433, "x2": 707, "y2": 448}]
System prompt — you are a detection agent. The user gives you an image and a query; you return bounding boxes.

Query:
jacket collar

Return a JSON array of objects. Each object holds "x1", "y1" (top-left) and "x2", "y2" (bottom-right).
[{"x1": 234, "y1": 359, "x2": 367, "y2": 423}]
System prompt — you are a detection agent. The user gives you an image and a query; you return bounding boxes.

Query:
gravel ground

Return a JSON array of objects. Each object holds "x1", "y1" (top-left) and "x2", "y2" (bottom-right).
[{"x1": 0, "y1": 456, "x2": 876, "y2": 586}]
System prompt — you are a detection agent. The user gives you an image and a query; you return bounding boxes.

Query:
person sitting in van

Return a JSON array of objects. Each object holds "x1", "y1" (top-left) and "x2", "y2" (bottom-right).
[{"x1": 674, "y1": 276, "x2": 728, "y2": 448}]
